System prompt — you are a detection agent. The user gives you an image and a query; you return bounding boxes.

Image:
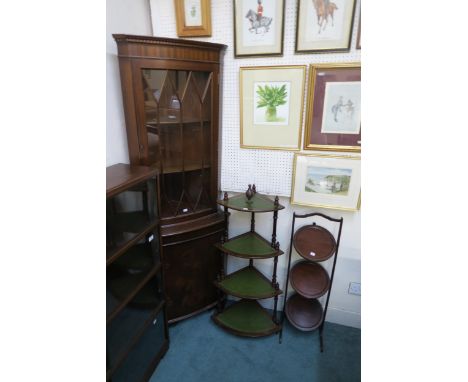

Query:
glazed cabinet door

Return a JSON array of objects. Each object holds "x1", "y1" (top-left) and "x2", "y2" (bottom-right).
[{"x1": 133, "y1": 63, "x2": 219, "y2": 223}]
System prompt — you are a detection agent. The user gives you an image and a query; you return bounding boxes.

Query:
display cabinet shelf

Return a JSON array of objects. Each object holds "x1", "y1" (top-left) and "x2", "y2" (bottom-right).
[
  {"x1": 111, "y1": 242, "x2": 157, "y2": 273},
  {"x1": 212, "y1": 300, "x2": 281, "y2": 338},
  {"x1": 215, "y1": 231, "x2": 283, "y2": 259},
  {"x1": 214, "y1": 266, "x2": 283, "y2": 300},
  {"x1": 106, "y1": 222, "x2": 158, "y2": 265},
  {"x1": 280, "y1": 212, "x2": 343, "y2": 352},
  {"x1": 107, "y1": 263, "x2": 161, "y2": 323},
  {"x1": 212, "y1": 186, "x2": 284, "y2": 338},
  {"x1": 146, "y1": 119, "x2": 211, "y2": 127}
]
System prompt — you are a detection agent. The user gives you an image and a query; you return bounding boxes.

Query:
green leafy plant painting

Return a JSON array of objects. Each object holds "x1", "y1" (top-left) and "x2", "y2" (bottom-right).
[{"x1": 254, "y1": 82, "x2": 290, "y2": 124}]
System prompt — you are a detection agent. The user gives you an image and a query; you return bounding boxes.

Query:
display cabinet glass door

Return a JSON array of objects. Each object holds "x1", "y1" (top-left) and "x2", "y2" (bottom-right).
[{"x1": 142, "y1": 69, "x2": 213, "y2": 219}]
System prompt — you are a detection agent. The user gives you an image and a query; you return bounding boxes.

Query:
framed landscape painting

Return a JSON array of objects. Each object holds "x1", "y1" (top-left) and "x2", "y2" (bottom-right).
[
  {"x1": 234, "y1": 0, "x2": 285, "y2": 57},
  {"x1": 291, "y1": 153, "x2": 361, "y2": 211},
  {"x1": 240, "y1": 66, "x2": 306, "y2": 150},
  {"x1": 174, "y1": 0, "x2": 212, "y2": 37},
  {"x1": 304, "y1": 63, "x2": 361, "y2": 152},
  {"x1": 296, "y1": 0, "x2": 357, "y2": 53}
]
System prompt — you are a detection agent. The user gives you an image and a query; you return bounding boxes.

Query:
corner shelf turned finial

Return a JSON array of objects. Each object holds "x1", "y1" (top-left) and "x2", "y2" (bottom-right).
[
  {"x1": 252, "y1": 184, "x2": 257, "y2": 194},
  {"x1": 246, "y1": 184, "x2": 254, "y2": 200},
  {"x1": 223, "y1": 192, "x2": 229, "y2": 201}
]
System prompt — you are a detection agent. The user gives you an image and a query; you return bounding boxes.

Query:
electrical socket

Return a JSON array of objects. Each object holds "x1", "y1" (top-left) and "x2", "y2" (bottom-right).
[{"x1": 348, "y1": 282, "x2": 361, "y2": 296}]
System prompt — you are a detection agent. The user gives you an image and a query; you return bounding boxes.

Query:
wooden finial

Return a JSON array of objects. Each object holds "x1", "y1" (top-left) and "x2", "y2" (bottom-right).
[
  {"x1": 246, "y1": 184, "x2": 254, "y2": 200},
  {"x1": 223, "y1": 192, "x2": 228, "y2": 201},
  {"x1": 274, "y1": 196, "x2": 279, "y2": 206},
  {"x1": 252, "y1": 184, "x2": 257, "y2": 193}
]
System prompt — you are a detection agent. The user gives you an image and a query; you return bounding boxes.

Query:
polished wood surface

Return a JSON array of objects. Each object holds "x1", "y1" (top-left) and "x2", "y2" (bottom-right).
[
  {"x1": 290, "y1": 261, "x2": 330, "y2": 299},
  {"x1": 162, "y1": 212, "x2": 224, "y2": 322},
  {"x1": 285, "y1": 293, "x2": 323, "y2": 331},
  {"x1": 114, "y1": 35, "x2": 227, "y2": 324},
  {"x1": 293, "y1": 224, "x2": 337, "y2": 262},
  {"x1": 106, "y1": 163, "x2": 158, "y2": 198}
]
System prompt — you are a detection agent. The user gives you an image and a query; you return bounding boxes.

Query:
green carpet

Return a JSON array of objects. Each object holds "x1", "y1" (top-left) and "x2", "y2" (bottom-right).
[{"x1": 150, "y1": 308, "x2": 360, "y2": 382}]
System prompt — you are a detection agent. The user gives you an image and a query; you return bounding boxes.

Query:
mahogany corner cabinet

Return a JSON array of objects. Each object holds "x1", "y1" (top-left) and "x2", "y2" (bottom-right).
[{"x1": 113, "y1": 34, "x2": 227, "y2": 323}]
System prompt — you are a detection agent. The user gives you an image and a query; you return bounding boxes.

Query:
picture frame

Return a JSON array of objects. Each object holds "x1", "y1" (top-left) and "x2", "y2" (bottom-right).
[
  {"x1": 240, "y1": 65, "x2": 306, "y2": 150},
  {"x1": 291, "y1": 153, "x2": 361, "y2": 211},
  {"x1": 304, "y1": 63, "x2": 361, "y2": 152},
  {"x1": 233, "y1": 0, "x2": 285, "y2": 57},
  {"x1": 295, "y1": 0, "x2": 357, "y2": 53},
  {"x1": 356, "y1": 14, "x2": 361, "y2": 49},
  {"x1": 174, "y1": 0, "x2": 212, "y2": 37}
]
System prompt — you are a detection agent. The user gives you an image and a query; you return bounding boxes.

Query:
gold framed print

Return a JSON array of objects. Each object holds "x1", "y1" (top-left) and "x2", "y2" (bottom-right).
[
  {"x1": 233, "y1": 0, "x2": 285, "y2": 57},
  {"x1": 304, "y1": 63, "x2": 361, "y2": 152},
  {"x1": 295, "y1": 0, "x2": 357, "y2": 53},
  {"x1": 291, "y1": 153, "x2": 361, "y2": 211},
  {"x1": 240, "y1": 65, "x2": 306, "y2": 150},
  {"x1": 174, "y1": 0, "x2": 212, "y2": 37}
]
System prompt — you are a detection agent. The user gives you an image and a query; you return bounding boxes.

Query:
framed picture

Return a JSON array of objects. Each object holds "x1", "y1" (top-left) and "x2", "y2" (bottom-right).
[
  {"x1": 233, "y1": 0, "x2": 285, "y2": 57},
  {"x1": 291, "y1": 153, "x2": 361, "y2": 211},
  {"x1": 356, "y1": 14, "x2": 361, "y2": 49},
  {"x1": 295, "y1": 0, "x2": 357, "y2": 53},
  {"x1": 304, "y1": 63, "x2": 361, "y2": 152},
  {"x1": 240, "y1": 65, "x2": 306, "y2": 150},
  {"x1": 174, "y1": 0, "x2": 212, "y2": 37}
]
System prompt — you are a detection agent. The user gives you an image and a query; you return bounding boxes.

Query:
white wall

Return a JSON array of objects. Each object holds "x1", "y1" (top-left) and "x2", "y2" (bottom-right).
[
  {"x1": 106, "y1": 0, "x2": 153, "y2": 166},
  {"x1": 108, "y1": 0, "x2": 361, "y2": 328},
  {"x1": 150, "y1": 0, "x2": 361, "y2": 328}
]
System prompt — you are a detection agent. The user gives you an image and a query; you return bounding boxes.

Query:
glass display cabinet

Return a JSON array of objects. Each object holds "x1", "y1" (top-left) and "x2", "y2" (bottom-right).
[
  {"x1": 113, "y1": 35, "x2": 227, "y2": 323},
  {"x1": 106, "y1": 163, "x2": 169, "y2": 381}
]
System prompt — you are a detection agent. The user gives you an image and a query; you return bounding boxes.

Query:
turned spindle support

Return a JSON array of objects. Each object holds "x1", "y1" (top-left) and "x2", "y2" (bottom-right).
[{"x1": 271, "y1": 196, "x2": 279, "y2": 247}]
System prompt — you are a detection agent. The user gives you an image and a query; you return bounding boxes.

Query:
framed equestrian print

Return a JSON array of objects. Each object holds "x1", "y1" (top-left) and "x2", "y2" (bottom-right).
[
  {"x1": 296, "y1": 0, "x2": 357, "y2": 53},
  {"x1": 174, "y1": 0, "x2": 212, "y2": 37},
  {"x1": 291, "y1": 153, "x2": 361, "y2": 211},
  {"x1": 233, "y1": 0, "x2": 285, "y2": 57},
  {"x1": 304, "y1": 63, "x2": 361, "y2": 152},
  {"x1": 240, "y1": 65, "x2": 306, "y2": 150}
]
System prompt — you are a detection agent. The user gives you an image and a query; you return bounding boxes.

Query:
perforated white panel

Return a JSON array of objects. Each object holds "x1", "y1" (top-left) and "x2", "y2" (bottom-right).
[{"x1": 151, "y1": 0, "x2": 361, "y2": 196}]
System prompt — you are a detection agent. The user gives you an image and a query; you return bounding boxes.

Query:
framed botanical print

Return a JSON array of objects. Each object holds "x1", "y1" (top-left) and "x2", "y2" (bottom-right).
[
  {"x1": 240, "y1": 66, "x2": 306, "y2": 150},
  {"x1": 291, "y1": 153, "x2": 361, "y2": 211},
  {"x1": 234, "y1": 0, "x2": 285, "y2": 57},
  {"x1": 304, "y1": 63, "x2": 361, "y2": 152},
  {"x1": 174, "y1": 0, "x2": 212, "y2": 37},
  {"x1": 296, "y1": 0, "x2": 357, "y2": 53}
]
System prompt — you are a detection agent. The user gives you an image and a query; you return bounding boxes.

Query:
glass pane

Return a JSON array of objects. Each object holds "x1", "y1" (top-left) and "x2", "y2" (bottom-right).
[
  {"x1": 111, "y1": 309, "x2": 166, "y2": 382},
  {"x1": 106, "y1": 179, "x2": 158, "y2": 259},
  {"x1": 142, "y1": 69, "x2": 213, "y2": 218},
  {"x1": 106, "y1": 259, "x2": 161, "y2": 318},
  {"x1": 107, "y1": 275, "x2": 163, "y2": 372}
]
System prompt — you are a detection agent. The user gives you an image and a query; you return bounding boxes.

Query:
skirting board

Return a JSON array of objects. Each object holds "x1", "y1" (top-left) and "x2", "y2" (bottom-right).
[
  {"x1": 325, "y1": 307, "x2": 361, "y2": 329},
  {"x1": 226, "y1": 298, "x2": 361, "y2": 329}
]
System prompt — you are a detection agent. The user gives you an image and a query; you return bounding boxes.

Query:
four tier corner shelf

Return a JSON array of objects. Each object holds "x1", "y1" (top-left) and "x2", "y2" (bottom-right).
[
  {"x1": 106, "y1": 163, "x2": 169, "y2": 382},
  {"x1": 280, "y1": 212, "x2": 343, "y2": 352},
  {"x1": 212, "y1": 185, "x2": 285, "y2": 337}
]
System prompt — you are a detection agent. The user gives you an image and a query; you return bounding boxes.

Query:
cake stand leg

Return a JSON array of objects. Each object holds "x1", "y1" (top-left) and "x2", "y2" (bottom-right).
[{"x1": 319, "y1": 326, "x2": 324, "y2": 352}]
